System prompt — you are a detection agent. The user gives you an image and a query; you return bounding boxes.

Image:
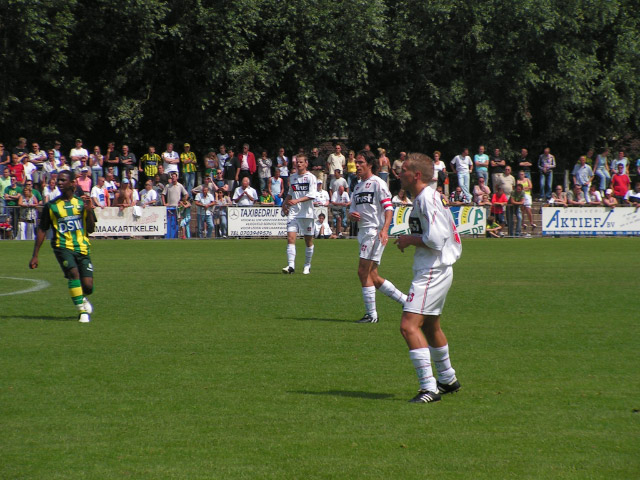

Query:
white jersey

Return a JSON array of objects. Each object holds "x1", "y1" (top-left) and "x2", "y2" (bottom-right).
[
  {"x1": 410, "y1": 185, "x2": 462, "y2": 270},
  {"x1": 288, "y1": 171, "x2": 317, "y2": 218},
  {"x1": 350, "y1": 174, "x2": 393, "y2": 229}
]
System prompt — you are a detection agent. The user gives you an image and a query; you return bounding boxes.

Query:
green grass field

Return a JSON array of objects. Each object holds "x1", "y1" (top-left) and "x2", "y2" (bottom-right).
[{"x1": 1, "y1": 237, "x2": 639, "y2": 479}]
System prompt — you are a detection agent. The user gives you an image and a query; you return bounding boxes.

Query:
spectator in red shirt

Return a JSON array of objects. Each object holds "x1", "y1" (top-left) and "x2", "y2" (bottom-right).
[
  {"x1": 490, "y1": 186, "x2": 508, "y2": 225},
  {"x1": 610, "y1": 163, "x2": 630, "y2": 202},
  {"x1": 7, "y1": 155, "x2": 25, "y2": 184}
]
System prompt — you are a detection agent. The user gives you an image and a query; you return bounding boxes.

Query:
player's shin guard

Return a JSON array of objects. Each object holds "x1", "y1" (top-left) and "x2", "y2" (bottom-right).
[
  {"x1": 409, "y1": 348, "x2": 437, "y2": 392},
  {"x1": 304, "y1": 245, "x2": 314, "y2": 267},
  {"x1": 287, "y1": 244, "x2": 296, "y2": 268},
  {"x1": 429, "y1": 344, "x2": 456, "y2": 384},
  {"x1": 378, "y1": 279, "x2": 407, "y2": 304},
  {"x1": 68, "y1": 279, "x2": 85, "y2": 312},
  {"x1": 362, "y1": 286, "x2": 377, "y2": 319}
]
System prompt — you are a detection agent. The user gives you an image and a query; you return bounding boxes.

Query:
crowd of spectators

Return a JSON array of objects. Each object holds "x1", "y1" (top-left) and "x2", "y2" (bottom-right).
[{"x1": 2, "y1": 137, "x2": 639, "y2": 240}]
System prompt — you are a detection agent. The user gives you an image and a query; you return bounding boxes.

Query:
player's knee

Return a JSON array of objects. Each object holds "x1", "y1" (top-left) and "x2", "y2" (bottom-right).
[
  {"x1": 357, "y1": 267, "x2": 369, "y2": 283},
  {"x1": 400, "y1": 319, "x2": 417, "y2": 340},
  {"x1": 82, "y1": 282, "x2": 93, "y2": 295}
]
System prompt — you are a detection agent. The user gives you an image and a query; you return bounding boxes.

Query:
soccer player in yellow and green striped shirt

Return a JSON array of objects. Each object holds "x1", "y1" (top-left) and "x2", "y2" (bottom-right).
[{"x1": 29, "y1": 170, "x2": 97, "y2": 323}]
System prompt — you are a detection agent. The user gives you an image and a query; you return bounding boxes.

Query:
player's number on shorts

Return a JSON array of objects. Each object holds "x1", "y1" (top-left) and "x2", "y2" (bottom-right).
[
  {"x1": 407, "y1": 293, "x2": 414, "y2": 302},
  {"x1": 361, "y1": 244, "x2": 368, "y2": 253}
]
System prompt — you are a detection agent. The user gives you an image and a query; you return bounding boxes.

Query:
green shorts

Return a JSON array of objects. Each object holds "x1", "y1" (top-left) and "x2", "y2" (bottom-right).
[{"x1": 53, "y1": 248, "x2": 94, "y2": 279}]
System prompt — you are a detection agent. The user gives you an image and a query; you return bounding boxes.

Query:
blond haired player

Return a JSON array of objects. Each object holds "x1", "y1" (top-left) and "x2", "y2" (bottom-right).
[
  {"x1": 395, "y1": 153, "x2": 462, "y2": 403},
  {"x1": 349, "y1": 150, "x2": 407, "y2": 323},
  {"x1": 282, "y1": 154, "x2": 317, "y2": 275}
]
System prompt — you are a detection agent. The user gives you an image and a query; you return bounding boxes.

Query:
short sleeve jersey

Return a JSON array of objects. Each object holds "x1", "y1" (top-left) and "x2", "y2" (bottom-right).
[
  {"x1": 409, "y1": 186, "x2": 462, "y2": 270},
  {"x1": 141, "y1": 153, "x2": 161, "y2": 177},
  {"x1": 40, "y1": 196, "x2": 92, "y2": 255},
  {"x1": 349, "y1": 175, "x2": 393, "y2": 230},
  {"x1": 287, "y1": 171, "x2": 318, "y2": 219}
]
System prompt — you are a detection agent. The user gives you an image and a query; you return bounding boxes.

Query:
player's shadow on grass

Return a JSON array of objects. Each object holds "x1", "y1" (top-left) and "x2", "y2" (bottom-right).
[
  {"x1": 291, "y1": 390, "x2": 394, "y2": 400},
  {"x1": 278, "y1": 315, "x2": 352, "y2": 323},
  {"x1": 0, "y1": 315, "x2": 75, "y2": 321}
]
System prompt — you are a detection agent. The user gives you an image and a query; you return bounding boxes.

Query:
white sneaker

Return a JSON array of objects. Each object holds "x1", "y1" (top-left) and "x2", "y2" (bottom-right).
[
  {"x1": 303, "y1": 265, "x2": 310, "y2": 275},
  {"x1": 82, "y1": 297, "x2": 93, "y2": 314},
  {"x1": 78, "y1": 312, "x2": 91, "y2": 323}
]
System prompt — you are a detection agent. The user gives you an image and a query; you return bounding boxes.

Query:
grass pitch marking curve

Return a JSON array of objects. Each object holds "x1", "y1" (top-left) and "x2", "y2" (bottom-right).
[{"x1": 0, "y1": 277, "x2": 51, "y2": 297}]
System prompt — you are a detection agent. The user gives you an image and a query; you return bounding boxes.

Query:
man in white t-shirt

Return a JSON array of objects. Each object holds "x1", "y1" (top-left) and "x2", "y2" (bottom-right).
[
  {"x1": 451, "y1": 148, "x2": 473, "y2": 203},
  {"x1": 140, "y1": 179, "x2": 158, "y2": 207},
  {"x1": 162, "y1": 143, "x2": 180, "y2": 177},
  {"x1": 195, "y1": 185, "x2": 216, "y2": 238},
  {"x1": 103, "y1": 172, "x2": 118, "y2": 203},
  {"x1": 348, "y1": 150, "x2": 407, "y2": 323},
  {"x1": 326, "y1": 144, "x2": 346, "y2": 186},
  {"x1": 395, "y1": 152, "x2": 462, "y2": 404},
  {"x1": 314, "y1": 179, "x2": 330, "y2": 207},
  {"x1": 90, "y1": 176, "x2": 110, "y2": 208},
  {"x1": 70, "y1": 139, "x2": 89, "y2": 166},
  {"x1": 329, "y1": 169, "x2": 349, "y2": 196},
  {"x1": 232, "y1": 177, "x2": 257, "y2": 206},
  {"x1": 282, "y1": 154, "x2": 317, "y2": 275},
  {"x1": 330, "y1": 185, "x2": 350, "y2": 237}
]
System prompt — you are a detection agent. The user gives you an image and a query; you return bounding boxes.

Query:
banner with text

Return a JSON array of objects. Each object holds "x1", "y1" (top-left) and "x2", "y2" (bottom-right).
[
  {"x1": 92, "y1": 207, "x2": 167, "y2": 237},
  {"x1": 542, "y1": 207, "x2": 640, "y2": 236},
  {"x1": 228, "y1": 206, "x2": 288, "y2": 236},
  {"x1": 389, "y1": 205, "x2": 486, "y2": 236}
]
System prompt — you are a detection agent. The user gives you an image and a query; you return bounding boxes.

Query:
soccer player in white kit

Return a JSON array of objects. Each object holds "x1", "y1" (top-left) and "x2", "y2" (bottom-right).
[
  {"x1": 395, "y1": 153, "x2": 462, "y2": 403},
  {"x1": 282, "y1": 154, "x2": 317, "y2": 275},
  {"x1": 349, "y1": 150, "x2": 407, "y2": 323}
]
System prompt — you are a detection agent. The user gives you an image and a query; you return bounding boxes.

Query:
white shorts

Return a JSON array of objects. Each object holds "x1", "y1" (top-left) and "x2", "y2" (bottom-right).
[
  {"x1": 358, "y1": 227, "x2": 385, "y2": 264},
  {"x1": 523, "y1": 193, "x2": 532, "y2": 207},
  {"x1": 403, "y1": 265, "x2": 453, "y2": 316},
  {"x1": 287, "y1": 217, "x2": 314, "y2": 236}
]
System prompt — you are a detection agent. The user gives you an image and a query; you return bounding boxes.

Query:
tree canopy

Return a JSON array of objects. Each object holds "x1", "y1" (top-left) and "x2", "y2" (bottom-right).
[{"x1": 1, "y1": 0, "x2": 639, "y2": 165}]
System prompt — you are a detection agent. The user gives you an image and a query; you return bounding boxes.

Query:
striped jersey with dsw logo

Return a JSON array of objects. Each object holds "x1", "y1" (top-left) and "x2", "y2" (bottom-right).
[{"x1": 40, "y1": 196, "x2": 92, "y2": 255}]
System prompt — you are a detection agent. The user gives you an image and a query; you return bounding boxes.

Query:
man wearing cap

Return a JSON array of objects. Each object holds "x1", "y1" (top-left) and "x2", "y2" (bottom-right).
[
  {"x1": 181, "y1": 143, "x2": 197, "y2": 196},
  {"x1": 314, "y1": 179, "x2": 330, "y2": 207},
  {"x1": 76, "y1": 168, "x2": 92, "y2": 195}
]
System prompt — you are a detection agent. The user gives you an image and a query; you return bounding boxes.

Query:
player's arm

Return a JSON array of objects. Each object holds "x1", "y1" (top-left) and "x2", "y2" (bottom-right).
[
  {"x1": 395, "y1": 234, "x2": 428, "y2": 252},
  {"x1": 379, "y1": 208, "x2": 392, "y2": 246},
  {"x1": 83, "y1": 196, "x2": 96, "y2": 234},
  {"x1": 29, "y1": 210, "x2": 51, "y2": 269},
  {"x1": 348, "y1": 192, "x2": 359, "y2": 221}
]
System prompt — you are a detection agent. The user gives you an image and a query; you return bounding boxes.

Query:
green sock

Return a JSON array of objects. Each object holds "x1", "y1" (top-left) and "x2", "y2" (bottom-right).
[{"x1": 68, "y1": 279, "x2": 84, "y2": 309}]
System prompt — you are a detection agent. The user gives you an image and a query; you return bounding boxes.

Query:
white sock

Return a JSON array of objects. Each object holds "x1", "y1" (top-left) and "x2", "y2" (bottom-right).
[
  {"x1": 287, "y1": 244, "x2": 296, "y2": 268},
  {"x1": 304, "y1": 245, "x2": 314, "y2": 267},
  {"x1": 429, "y1": 344, "x2": 456, "y2": 384},
  {"x1": 409, "y1": 348, "x2": 436, "y2": 392},
  {"x1": 378, "y1": 279, "x2": 407, "y2": 304},
  {"x1": 362, "y1": 286, "x2": 377, "y2": 318}
]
